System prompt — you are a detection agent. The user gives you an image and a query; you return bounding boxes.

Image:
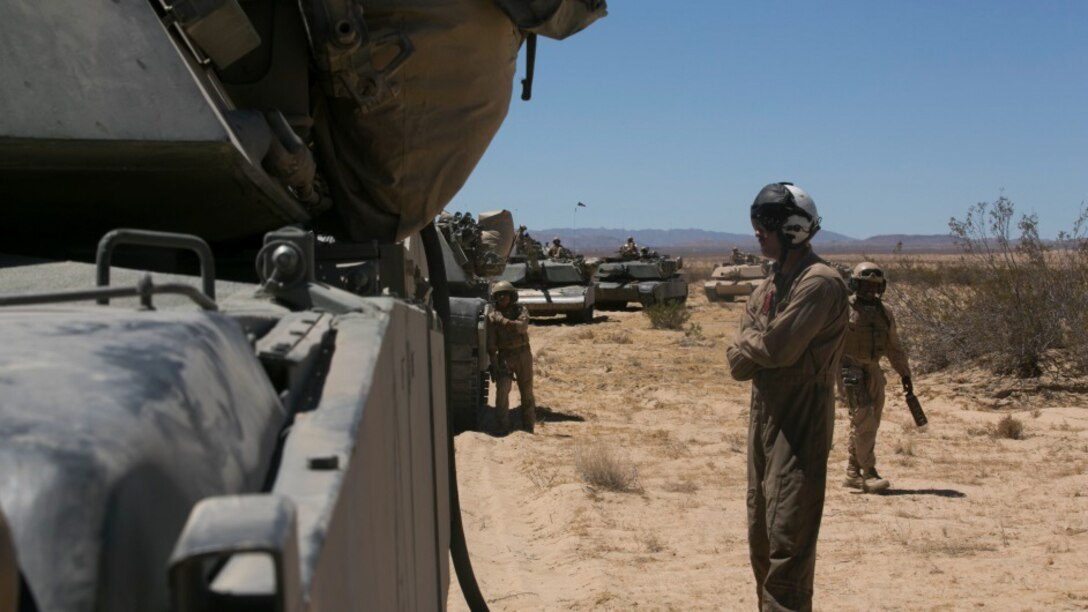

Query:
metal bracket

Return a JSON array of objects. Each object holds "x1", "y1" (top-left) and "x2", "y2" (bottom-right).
[
  {"x1": 0, "y1": 276, "x2": 217, "y2": 311},
  {"x1": 298, "y1": 0, "x2": 414, "y2": 114},
  {"x1": 256, "y1": 227, "x2": 316, "y2": 295},
  {"x1": 95, "y1": 229, "x2": 217, "y2": 306},
  {"x1": 256, "y1": 312, "x2": 334, "y2": 414},
  {"x1": 169, "y1": 495, "x2": 302, "y2": 612}
]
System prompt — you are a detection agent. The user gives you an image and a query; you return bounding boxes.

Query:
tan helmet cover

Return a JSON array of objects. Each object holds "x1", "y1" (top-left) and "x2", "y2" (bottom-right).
[
  {"x1": 850, "y1": 261, "x2": 887, "y2": 293},
  {"x1": 492, "y1": 280, "x2": 517, "y2": 298}
]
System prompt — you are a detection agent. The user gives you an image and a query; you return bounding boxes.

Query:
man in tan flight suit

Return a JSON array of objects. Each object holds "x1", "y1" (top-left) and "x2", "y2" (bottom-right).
[
  {"x1": 840, "y1": 262, "x2": 913, "y2": 493},
  {"x1": 727, "y1": 182, "x2": 848, "y2": 611},
  {"x1": 487, "y1": 281, "x2": 537, "y2": 433}
]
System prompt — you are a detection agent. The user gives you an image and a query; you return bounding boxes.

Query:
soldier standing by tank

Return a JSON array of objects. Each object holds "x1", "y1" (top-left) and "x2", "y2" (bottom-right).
[
  {"x1": 619, "y1": 236, "x2": 639, "y2": 259},
  {"x1": 726, "y1": 182, "x2": 848, "y2": 611},
  {"x1": 840, "y1": 262, "x2": 913, "y2": 493},
  {"x1": 487, "y1": 281, "x2": 537, "y2": 433}
]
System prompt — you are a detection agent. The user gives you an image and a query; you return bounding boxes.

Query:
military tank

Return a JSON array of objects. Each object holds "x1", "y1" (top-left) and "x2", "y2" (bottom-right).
[
  {"x1": 499, "y1": 232, "x2": 596, "y2": 323},
  {"x1": 593, "y1": 250, "x2": 688, "y2": 309},
  {"x1": 434, "y1": 210, "x2": 517, "y2": 432},
  {"x1": 704, "y1": 260, "x2": 770, "y2": 302},
  {"x1": 0, "y1": 1, "x2": 605, "y2": 610}
]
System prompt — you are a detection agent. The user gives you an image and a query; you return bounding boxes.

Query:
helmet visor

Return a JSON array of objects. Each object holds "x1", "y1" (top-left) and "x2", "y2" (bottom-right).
[{"x1": 751, "y1": 208, "x2": 789, "y2": 233}]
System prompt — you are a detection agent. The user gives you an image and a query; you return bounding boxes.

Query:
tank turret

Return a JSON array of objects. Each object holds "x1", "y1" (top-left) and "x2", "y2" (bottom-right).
[{"x1": 593, "y1": 250, "x2": 688, "y2": 309}]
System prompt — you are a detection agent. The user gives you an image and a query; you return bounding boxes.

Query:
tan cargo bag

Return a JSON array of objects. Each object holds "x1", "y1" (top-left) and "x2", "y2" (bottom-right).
[
  {"x1": 311, "y1": 0, "x2": 522, "y2": 242},
  {"x1": 477, "y1": 209, "x2": 516, "y2": 260},
  {"x1": 307, "y1": 0, "x2": 605, "y2": 242}
]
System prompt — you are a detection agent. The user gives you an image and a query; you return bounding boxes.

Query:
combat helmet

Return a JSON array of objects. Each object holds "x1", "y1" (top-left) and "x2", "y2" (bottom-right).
[
  {"x1": 491, "y1": 280, "x2": 518, "y2": 302},
  {"x1": 750, "y1": 182, "x2": 821, "y2": 249},
  {"x1": 849, "y1": 261, "x2": 887, "y2": 296}
]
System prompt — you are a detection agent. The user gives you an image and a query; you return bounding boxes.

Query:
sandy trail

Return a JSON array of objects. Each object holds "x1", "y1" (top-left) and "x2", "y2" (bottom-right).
[{"x1": 449, "y1": 283, "x2": 1088, "y2": 610}]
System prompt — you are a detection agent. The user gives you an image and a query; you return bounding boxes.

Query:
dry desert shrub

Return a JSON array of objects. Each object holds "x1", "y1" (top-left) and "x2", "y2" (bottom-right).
[
  {"x1": 724, "y1": 431, "x2": 745, "y2": 453},
  {"x1": 993, "y1": 414, "x2": 1025, "y2": 440},
  {"x1": 662, "y1": 479, "x2": 699, "y2": 494},
  {"x1": 573, "y1": 329, "x2": 595, "y2": 341},
  {"x1": 886, "y1": 197, "x2": 1088, "y2": 378},
  {"x1": 524, "y1": 459, "x2": 561, "y2": 491},
  {"x1": 643, "y1": 302, "x2": 691, "y2": 330},
  {"x1": 640, "y1": 532, "x2": 666, "y2": 553},
  {"x1": 603, "y1": 330, "x2": 633, "y2": 344},
  {"x1": 894, "y1": 437, "x2": 916, "y2": 456},
  {"x1": 574, "y1": 443, "x2": 641, "y2": 493},
  {"x1": 678, "y1": 322, "x2": 714, "y2": 347}
]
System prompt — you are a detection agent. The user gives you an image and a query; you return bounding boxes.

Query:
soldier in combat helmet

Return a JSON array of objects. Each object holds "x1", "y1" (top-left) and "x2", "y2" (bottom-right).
[
  {"x1": 727, "y1": 181, "x2": 848, "y2": 611},
  {"x1": 618, "y1": 236, "x2": 639, "y2": 259},
  {"x1": 487, "y1": 281, "x2": 537, "y2": 433},
  {"x1": 840, "y1": 262, "x2": 914, "y2": 493},
  {"x1": 547, "y1": 237, "x2": 572, "y2": 259}
]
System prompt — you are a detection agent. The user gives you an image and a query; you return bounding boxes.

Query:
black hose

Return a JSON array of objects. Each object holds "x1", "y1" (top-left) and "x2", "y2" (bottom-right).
[
  {"x1": 420, "y1": 223, "x2": 489, "y2": 612},
  {"x1": 520, "y1": 33, "x2": 536, "y2": 101}
]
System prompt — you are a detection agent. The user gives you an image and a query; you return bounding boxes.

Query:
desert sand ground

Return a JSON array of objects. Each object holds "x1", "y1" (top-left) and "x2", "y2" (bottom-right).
[{"x1": 448, "y1": 260, "x2": 1088, "y2": 611}]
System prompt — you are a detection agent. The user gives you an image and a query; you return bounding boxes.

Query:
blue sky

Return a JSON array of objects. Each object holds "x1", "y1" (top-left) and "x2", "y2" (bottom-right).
[{"x1": 449, "y1": 2, "x2": 1087, "y2": 239}]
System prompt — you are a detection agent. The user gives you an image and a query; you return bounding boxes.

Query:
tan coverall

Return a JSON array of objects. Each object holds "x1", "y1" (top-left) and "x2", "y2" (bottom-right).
[
  {"x1": 841, "y1": 296, "x2": 911, "y2": 475},
  {"x1": 487, "y1": 303, "x2": 535, "y2": 429},
  {"x1": 727, "y1": 250, "x2": 848, "y2": 611}
]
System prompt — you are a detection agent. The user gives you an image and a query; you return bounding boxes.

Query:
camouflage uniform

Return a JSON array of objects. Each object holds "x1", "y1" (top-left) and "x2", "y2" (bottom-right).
[
  {"x1": 487, "y1": 303, "x2": 536, "y2": 431},
  {"x1": 841, "y1": 295, "x2": 911, "y2": 481},
  {"x1": 727, "y1": 250, "x2": 848, "y2": 611},
  {"x1": 547, "y1": 243, "x2": 573, "y2": 259},
  {"x1": 618, "y1": 240, "x2": 639, "y2": 259},
  {"x1": 517, "y1": 233, "x2": 545, "y2": 266}
]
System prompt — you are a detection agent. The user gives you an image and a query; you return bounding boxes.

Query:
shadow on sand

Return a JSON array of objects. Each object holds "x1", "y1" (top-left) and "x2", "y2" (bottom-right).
[
  {"x1": 470, "y1": 404, "x2": 585, "y2": 438},
  {"x1": 529, "y1": 315, "x2": 610, "y2": 327},
  {"x1": 877, "y1": 488, "x2": 967, "y2": 498}
]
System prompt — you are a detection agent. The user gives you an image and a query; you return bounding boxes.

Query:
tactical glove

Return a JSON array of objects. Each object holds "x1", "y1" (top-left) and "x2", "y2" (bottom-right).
[{"x1": 902, "y1": 376, "x2": 913, "y2": 395}]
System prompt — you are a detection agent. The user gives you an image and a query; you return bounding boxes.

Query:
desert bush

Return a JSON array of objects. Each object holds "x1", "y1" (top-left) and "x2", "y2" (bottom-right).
[
  {"x1": 662, "y1": 479, "x2": 699, "y2": 494},
  {"x1": 643, "y1": 302, "x2": 691, "y2": 330},
  {"x1": 678, "y1": 322, "x2": 714, "y2": 348},
  {"x1": 604, "y1": 330, "x2": 633, "y2": 344},
  {"x1": 894, "y1": 437, "x2": 916, "y2": 456},
  {"x1": 993, "y1": 414, "x2": 1025, "y2": 440},
  {"x1": 886, "y1": 197, "x2": 1088, "y2": 378},
  {"x1": 574, "y1": 443, "x2": 641, "y2": 493}
]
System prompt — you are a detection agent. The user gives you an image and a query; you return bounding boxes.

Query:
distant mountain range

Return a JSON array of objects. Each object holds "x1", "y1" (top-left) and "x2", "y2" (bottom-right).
[{"x1": 529, "y1": 227, "x2": 959, "y2": 255}]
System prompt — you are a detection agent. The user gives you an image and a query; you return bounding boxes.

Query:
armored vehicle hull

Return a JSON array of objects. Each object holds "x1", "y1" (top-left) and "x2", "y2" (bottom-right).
[
  {"x1": 593, "y1": 258, "x2": 687, "y2": 309},
  {"x1": 0, "y1": 0, "x2": 606, "y2": 608},
  {"x1": 0, "y1": 251, "x2": 451, "y2": 612},
  {"x1": 500, "y1": 260, "x2": 596, "y2": 323},
  {"x1": 704, "y1": 262, "x2": 768, "y2": 302},
  {"x1": 516, "y1": 284, "x2": 596, "y2": 321}
]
